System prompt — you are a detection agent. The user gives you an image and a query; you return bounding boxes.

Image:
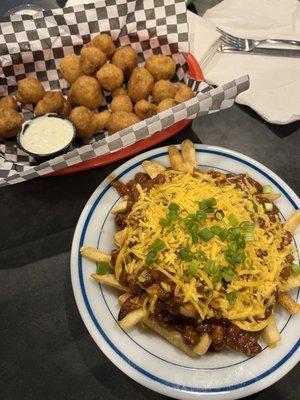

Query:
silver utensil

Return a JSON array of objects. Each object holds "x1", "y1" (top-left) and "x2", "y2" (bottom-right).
[
  {"x1": 218, "y1": 43, "x2": 300, "y2": 58},
  {"x1": 217, "y1": 27, "x2": 300, "y2": 51}
]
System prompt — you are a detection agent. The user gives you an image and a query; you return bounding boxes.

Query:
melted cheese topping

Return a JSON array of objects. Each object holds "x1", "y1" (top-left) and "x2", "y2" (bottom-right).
[{"x1": 115, "y1": 170, "x2": 294, "y2": 331}]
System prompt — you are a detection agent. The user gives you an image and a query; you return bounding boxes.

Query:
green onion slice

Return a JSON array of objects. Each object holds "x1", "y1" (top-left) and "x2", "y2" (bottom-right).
[
  {"x1": 226, "y1": 292, "x2": 237, "y2": 304},
  {"x1": 214, "y1": 209, "x2": 225, "y2": 221},
  {"x1": 264, "y1": 203, "x2": 273, "y2": 212},
  {"x1": 96, "y1": 261, "x2": 110, "y2": 275},
  {"x1": 198, "y1": 228, "x2": 214, "y2": 242},
  {"x1": 262, "y1": 184, "x2": 272, "y2": 194},
  {"x1": 222, "y1": 267, "x2": 235, "y2": 282},
  {"x1": 291, "y1": 264, "x2": 300, "y2": 276},
  {"x1": 228, "y1": 213, "x2": 239, "y2": 227}
]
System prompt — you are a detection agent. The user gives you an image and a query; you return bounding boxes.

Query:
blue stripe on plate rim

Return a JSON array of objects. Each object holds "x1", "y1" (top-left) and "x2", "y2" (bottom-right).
[{"x1": 75, "y1": 147, "x2": 300, "y2": 394}]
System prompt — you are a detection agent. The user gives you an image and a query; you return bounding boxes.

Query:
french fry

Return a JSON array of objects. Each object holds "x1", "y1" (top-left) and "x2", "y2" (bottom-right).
[
  {"x1": 114, "y1": 227, "x2": 128, "y2": 247},
  {"x1": 91, "y1": 273, "x2": 128, "y2": 292},
  {"x1": 142, "y1": 160, "x2": 166, "y2": 179},
  {"x1": 256, "y1": 193, "x2": 281, "y2": 201},
  {"x1": 168, "y1": 145, "x2": 193, "y2": 173},
  {"x1": 118, "y1": 293, "x2": 131, "y2": 305},
  {"x1": 181, "y1": 139, "x2": 197, "y2": 168},
  {"x1": 284, "y1": 210, "x2": 300, "y2": 233},
  {"x1": 111, "y1": 200, "x2": 128, "y2": 215},
  {"x1": 193, "y1": 333, "x2": 212, "y2": 356},
  {"x1": 119, "y1": 308, "x2": 145, "y2": 330},
  {"x1": 80, "y1": 246, "x2": 111, "y2": 263},
  {"x1": 279, "y1": 293, "x2": 300, "y2": 314},
  {"x1": 262, "y1": 315, "x2": 281, "y2": 348},
  {"x1": 144, "y1": 317, "x2": 199, "y2": 357}
]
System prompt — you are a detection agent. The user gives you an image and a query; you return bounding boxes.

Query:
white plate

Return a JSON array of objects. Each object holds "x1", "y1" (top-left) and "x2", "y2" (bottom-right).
[{"x1": 70, "y1": 144, "x2": 300, "y2": 400}]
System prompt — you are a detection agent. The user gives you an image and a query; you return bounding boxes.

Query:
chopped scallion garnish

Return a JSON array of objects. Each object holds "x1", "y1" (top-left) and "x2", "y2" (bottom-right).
[
  {"x1": 222, "y1": 267, "x2": 235, "y2": 282},
  {"x1": 264, "y1": 203, "x2": 273, "y2": 212},
  {"x1": 96, "y1": 261, "x2": 110, "y2": 275},
  {"x1": 226, "y1": 292, "x2": 237, "y2": 304},
  {"x1": 262, "y1": 184, "x2": 272, "y2": 194},
  {"x1": 228, "y1": 213, "x2": 239, "y2": 227},
  {"x1": 214, "y1": 209, "x2": 225, "y2": 221},
  {"x1": 145, "y1": 238, "x2": 165, "y2": 266},
  {"x1": 179, "y1": 246, "x2": 193, "y2": 262},
  {"x1": 198, "y1": 228, "x2": 214, "y2": 242},
  {"x1": 291, "y1": 264, "x2": 300, "y2": 276}
]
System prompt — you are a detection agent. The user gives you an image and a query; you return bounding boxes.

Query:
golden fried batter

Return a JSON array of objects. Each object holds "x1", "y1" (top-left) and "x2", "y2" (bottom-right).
[
  {"x1": 80, "y1": 47, "x2": 107, "y2": 76},
  {"x1": 134, "y1": 100, "x2": 157, "y2": 120},
  {"x1": 87, "y1": 34, "x2": 116, "y2": 59},
  {"x1": 112, "y1": 46, "x2": 138, "y2": 79},
  {"x1": 106, "y1": 111, "x2": 140, "y2": 134},
  {"x1": 0, "y1": 96, "x2": 18, "y2": 111},
  {"x1": 174, "y1": 83, "x2": 194, "y2": 102},
  {"x1": 70, "y1": 106, "x2": 97, "y2": 138},
  {"x1": 16, "y1": 77, "x2": 45, "y2": 104},
  {"x1": 62, "y1": 98, "x2": 71, "y2": 117},
  {"x1": 111, "y1": 95, "x2": 133, "y2": 113},
  {"x1": 0, "y1": 108, "x2": 24, "y2": 139},
  {"x1": 127, "y1": 67, "x2": 154, "y2": 103},
  {"x1": 112, "y1": 87, "x2": 128, "y2": 98},
  {"x1": 94, "y1": 110, "x2": 111, "y2": 131},
  {"x1": 157, "y1": 98, "x2": 178, "y2": 113},
  {"x1": 145, "y1": 54, "x2": 176, "y2": 81},
  {"x1": 69, "y1": 76, "x2": 103, "y2": 110},
  {"x1": 60, "y1": 54, "x2": 83, "y2": 85},
  {"x1": 152, "y1": 80, "x2": 177, "y2": 104},
  {"x1": 96, "y1": 64, "x2": 124, "y2": 92},
  {"x1": 34, "y1": 91, "x2": 65, "y2": 116}
]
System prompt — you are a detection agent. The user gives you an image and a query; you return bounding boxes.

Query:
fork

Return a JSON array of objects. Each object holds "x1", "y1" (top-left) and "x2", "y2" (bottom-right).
[{"x1": 217, "y1": 27, "x2": 300, "y2": 52}]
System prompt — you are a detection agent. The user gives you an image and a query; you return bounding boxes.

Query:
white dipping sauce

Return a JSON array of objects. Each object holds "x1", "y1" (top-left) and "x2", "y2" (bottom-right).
[{"x1": 20, "y1": 115, "x2": 74, "y2": 155}]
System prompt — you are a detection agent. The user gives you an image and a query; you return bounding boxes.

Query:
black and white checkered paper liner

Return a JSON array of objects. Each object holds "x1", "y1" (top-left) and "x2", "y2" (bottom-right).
[{"x1": 0, "y1": 0, "x2": 250, "y2": 187}]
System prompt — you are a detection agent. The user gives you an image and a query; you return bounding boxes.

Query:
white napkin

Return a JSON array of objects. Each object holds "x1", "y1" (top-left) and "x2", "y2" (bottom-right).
[{"x1": 197, "y1": 0, "x2": 300, "y2": 124}]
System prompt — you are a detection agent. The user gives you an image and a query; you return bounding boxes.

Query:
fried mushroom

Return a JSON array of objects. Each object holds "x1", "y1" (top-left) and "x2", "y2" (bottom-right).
[
  {"x1": 96, "y1": 64, "x2": 124, "y2": 92},
  {"x1": 87, "y1": 33, "x2": 116, "y2": 59},
  {"x1": 68, "y1": 76, "x2": 103, "y2": 110},
  {"x1": 34, "y1": 91, "x2": 65, "y2": 116},
  {"x1": 0, "y1": 108, "x2": 24, "y2": 139},
  {"x1": 112, "y1": 46, "x2": 138, "y2": 79},
  {"x1": 111, "y1": 95, "x2": 133, "y2": 113},
  {"x1": 60, "y1": 54, "x2": 83, "y2": 85},
  {"x1": 69, "y1": 106, "x2": 97, "y2": 138},
  {"x1": 174, "y1": 83, "x2": 194, "y2": 103},
  {"x1": 106, "y1": 111, "x2": 140, "y2": 135},
  {"x1": 16, "y1": 77, "x2": 45, "y2": 104},
  {"x1": 157, "y1": 98, "x2": 179, "y2": 113},
  {"x1": 145, "y1": 54, "x2": 176, "y2": 81},
  {"x1": 127, "y1": 67, "x2": 154, "y2": 103},
  {"x1": 134, "y1": 100, "x2": 157, "y2": 120},
  {"x1": 0, "y1": 96, "x2": 18, "y2": 111},
  {"x1": 152, "y1": 80, "x2": 177, "y2": 104},
  {"x1": 94, "y1": 110, "x2": 111, "y2": 131},
  {"x1": 80, "y1": 47, "x2": 107, "y2": 76}
]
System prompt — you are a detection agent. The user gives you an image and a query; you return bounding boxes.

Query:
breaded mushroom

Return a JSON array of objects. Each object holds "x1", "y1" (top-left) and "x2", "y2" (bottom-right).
[
  {"x1": 16, "y1": 77, "x2": 45, "y2": 104},
  {"x1": 80, "y1": 47, "x2": 107, "y2": 76},
  {"x1": 0, "y1": 96, "x2": 18, "y2": 111},
  {"x1": 134, "y1": 100, "x2": 157, "y2": 120},
  {"x1": 69, "y1": 76, "x2": 103, "y2": 110},
  {"x1": 152, "y1": 80, "x2": 177, "y2": 104},
  {"x1": 111, "y1": 95, "x2": 133, "y2": 113},
  {"x1": 96, "y1": 64, "x2": 124, "y2": 92},
  {"x1": 127, "y1": 67, "x2": 154, "y2": 103},
  {"x1": 70, "y1": 106, "x2": 97, "y2": 138},
  {"x1": 145, "y1": 54, "x2": 176, "y2": 81},
  {"x1": 34, "y1": 91, "x2": 65, "y2": 116},
  {"x1": 112, "y1": 87, "x2": 127, "y2": 98},
  {"x1": 62, "y1": 98, "x2": 71, "y2": 116},
  {"x1": 174, "y1": 83, "x2": 194, "y2": 102},
  {"x1": 87, "y1": 33, "x2": 116, "y2": 59},
  {"x1": 106, "y1": 111, "x2": 140, "y2": 134},
  {"x1": 94, "y1": 110, "x2": 111, "y2": 131},
  {"x1": 112, "y1": 46, "x2": 138, "y2": 79},
  {"x1": 157, "y1": 98, "x2": 179, "y2": 113},
  {"x1": 0, "y1": 108, "x2": 24, "y2": 139},
  {"x1": 60, "y1": 54, "x2": 83, "y2": 85}
]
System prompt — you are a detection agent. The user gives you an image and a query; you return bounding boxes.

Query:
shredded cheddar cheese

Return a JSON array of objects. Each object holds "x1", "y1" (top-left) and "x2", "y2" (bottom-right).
[{"x1": 115, "y1": 170, "x2": 294, "y2": 332}]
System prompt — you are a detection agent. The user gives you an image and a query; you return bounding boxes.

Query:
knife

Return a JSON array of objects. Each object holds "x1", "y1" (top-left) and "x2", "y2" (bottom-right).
[{"x1": 218, "y1": 43, "x2": 300, "y2": 58}]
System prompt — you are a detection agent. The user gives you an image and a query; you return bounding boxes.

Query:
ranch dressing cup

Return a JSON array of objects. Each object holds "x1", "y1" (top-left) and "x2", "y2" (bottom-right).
[{"x1": 18, "y1": 114, "x2": 75, "y2": 161}]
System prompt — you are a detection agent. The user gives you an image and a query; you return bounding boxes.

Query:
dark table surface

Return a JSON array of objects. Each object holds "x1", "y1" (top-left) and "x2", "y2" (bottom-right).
[{"x1": 0, "y1": 1, "x2": 299, "y2": 400}]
